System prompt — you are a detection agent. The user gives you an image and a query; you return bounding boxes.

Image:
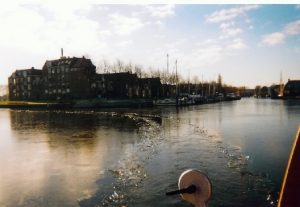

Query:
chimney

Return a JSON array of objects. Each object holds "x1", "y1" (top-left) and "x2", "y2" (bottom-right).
[{"x1": 61, "y1": 48, "x2": 63, "y2": 58}]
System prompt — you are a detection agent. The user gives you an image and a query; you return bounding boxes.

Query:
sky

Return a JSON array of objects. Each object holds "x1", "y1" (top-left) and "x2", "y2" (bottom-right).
[{"x1": 1, "y1": 3, "x2": 300, "y2": 88}]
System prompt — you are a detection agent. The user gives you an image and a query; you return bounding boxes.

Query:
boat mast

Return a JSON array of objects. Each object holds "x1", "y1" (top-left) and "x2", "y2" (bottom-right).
[
  {"x1": 167, "y1": 53, "x2": 169, "y2": 74},
  {"x1": 280, "y1": 71, "x2": 284, "y2": 96},
  {"x1": 175, "y1": 59, "x2": 178, "y2": 96}
]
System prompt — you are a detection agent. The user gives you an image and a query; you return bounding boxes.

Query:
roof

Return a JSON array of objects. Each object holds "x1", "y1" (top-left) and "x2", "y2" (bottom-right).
[
  {"x1": 97, "y1": 72, "x2": 138, "y2": 81},
  {"x1": 286, "y1": 80, "x2": 300, "y2": 84},
  {"x1": 139, "y1": 77, "x2": 161, "y2": 85},
  {"x1": 43, "y1": 56, "x2": 95, "y2": 69},
  {"x1": 12, "y1": 68, "x2": 42, "y2": 77}
]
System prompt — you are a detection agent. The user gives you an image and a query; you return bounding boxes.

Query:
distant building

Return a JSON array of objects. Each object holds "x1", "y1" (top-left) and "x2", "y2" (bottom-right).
[
  {"x1": 8, "y1": 53, "x2": 166, "y2": 101},
  {"x1": 42, "y1": 56, "x2": 96, "y2": 100},
  {"x1": 8, "y1": 67, "x2": 43, "y2": 100},
  {"x1": 94, "y1": 72, "x2": 139, "y2": 98},
  {"x1": 260, "y1": 86, "x2": 269, "y2": 98},
  {"x1": 139, "y1": 77, "x2": 162, "y2": 99},
  {"x1": 284, "y1": 80, "x2": 300, "y2": 99},
  {"x1": 161, "y1": 84, "x2": 177, "y2": 98}
]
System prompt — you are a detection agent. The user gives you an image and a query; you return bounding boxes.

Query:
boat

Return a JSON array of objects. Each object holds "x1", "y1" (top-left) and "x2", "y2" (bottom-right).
[
  {"x1": 225, "y1": 93, "x2": 241, "y2": 101},
  {"x1": 155, "y1": 98, "x2": 177, "y2": 106},
  {"x1": 278, "y1": 127, "x2": 300, "y2": 206}
]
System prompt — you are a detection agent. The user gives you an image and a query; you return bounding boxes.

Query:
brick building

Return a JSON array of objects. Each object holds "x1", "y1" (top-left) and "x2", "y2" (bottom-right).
[
  {"x1": 8, "y1": 53, "x2": 165, "y2": 101},
  {"x1": 284, "y1": 80, "x2": 300, "y2": 99},
  {"x1": 42, "y1": 56, "x2": 96, "y2": 100},
  {"x1": 139, "y1": 77, "x2": 162, "y2": 99},
  {"x1": 8, "y1": 67, "x2": 43, "y2": 100},
  {"x1": 93, "y1": 72, "x2": 140, "y2": 98}
]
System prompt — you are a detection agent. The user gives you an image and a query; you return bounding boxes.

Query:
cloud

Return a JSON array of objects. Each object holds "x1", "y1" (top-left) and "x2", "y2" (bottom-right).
[
  {"x1": 220, "y1": 27, "x2": 243, "y2": 39},
  {"x1": 227, "y1": 38, "x2": 247, "y2": 50},
  {"x1": 261, "y1": 19, "x2": 300, "y2": 46},
  {"x1": 0, "y1": 4, "x2": 109, "y2": 54},
  {"x1": 219, "y1": 21, "x2": 243, "y2": 39},
  {"x1": 145, "y1": 5, "x2": 175, "y2": 18},
  {"x1": 109, "y1": 13, "x2": 144, "y2": 35},
  {"x1": 283, "y1": 20, "x2": 300, "y2": 35},
  {"x1": 116, "y1": 40, "x2": 133, "y2": 47},
  {"x1": 261, "y1": 32, "x2": 285, "y2": 46},
  {"x1": 205, "y1": 5, "x2": 260, "y2": 23}
]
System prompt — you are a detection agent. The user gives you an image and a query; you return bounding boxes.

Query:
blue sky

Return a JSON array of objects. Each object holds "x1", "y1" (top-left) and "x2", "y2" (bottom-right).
[{"x1": 1, "y1": 4, "x2": 300, "y2": 87}]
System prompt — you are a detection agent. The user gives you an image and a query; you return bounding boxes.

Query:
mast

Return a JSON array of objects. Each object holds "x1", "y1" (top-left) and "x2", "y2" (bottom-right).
[
  {"x1": 167, "y1": 53, "x2": 169, "y2": 74},
  {"x1": 201, "y1": 74, "x2": 204, "y2": 97},
  {"x1": 175, "y1": 59, "x2": 178, "y2": 96},
  {"x1": 188, "y1": 69, "x2": 190, "y2": 94},
  {"x1": 279, "y1": 71, "x2": 284, "y2": 96},
  {"x1": 175, "y1": 59, "x2": 179, "y2": 106}
]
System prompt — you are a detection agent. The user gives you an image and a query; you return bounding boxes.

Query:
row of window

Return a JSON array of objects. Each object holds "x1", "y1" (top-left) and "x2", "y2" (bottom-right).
[
  {"x1": 45, "y1": 88, "x2": 70, "y2": 94},
  {"x1": 47, "y1": 67, "x2": 81, "y2": 74},
  {"x1": 11, "y1": 85, "x2": 33, "y2": 91},
  {"x1": 12, "y1": 92, "x2": 32, "y2": 97},
  {"x1": 10, "y1": 77, "x2": 41, "y2": 84}
]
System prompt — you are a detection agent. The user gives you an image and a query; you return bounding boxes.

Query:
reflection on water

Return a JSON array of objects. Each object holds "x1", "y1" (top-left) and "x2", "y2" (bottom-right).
[{"x1": 0, "y1": 99, "x2": 299, "y2": 207}]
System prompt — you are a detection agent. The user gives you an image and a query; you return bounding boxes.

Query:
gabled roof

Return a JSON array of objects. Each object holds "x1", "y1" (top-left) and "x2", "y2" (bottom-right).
[
  {"x1": 11, "y1": 68, "x2": 42, "y2": 77},
  {"x1": 98, "y1": 72, "x2": 138, "y2": 81},
  {"x1": 43, "y1": 57, "x2": 95, "y2": 69},
  {"x1": 287, "y1": 80, "x2": 300, "y2": 85},
  {"x1": 139, "y1": 77, "x2": 161, "y2": 85}
]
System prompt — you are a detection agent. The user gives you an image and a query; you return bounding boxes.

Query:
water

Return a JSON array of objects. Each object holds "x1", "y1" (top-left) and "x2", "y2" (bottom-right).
[{"x1": 0, "y1": 98, "x2": 299, "y2": 207}]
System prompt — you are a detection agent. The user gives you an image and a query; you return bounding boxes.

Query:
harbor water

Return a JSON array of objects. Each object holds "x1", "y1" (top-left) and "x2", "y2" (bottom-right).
[{"x1": 0, "y1": 98, "x2": 299, "y2": 207}]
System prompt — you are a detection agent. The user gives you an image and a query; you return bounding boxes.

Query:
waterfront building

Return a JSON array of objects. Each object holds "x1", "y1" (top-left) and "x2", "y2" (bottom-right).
[
  {"x1": 42, "y1": 56, "x2": 96, "y2": 100},
  {"x1": 284, "y1": 79, "x2": 300, "y2": 99},
  {"x1": 139, "y1": 77, "x2": 162, "y2": 99},
  {"x1": 8, "y1": 52, "x2": 166, "y2": 102},
  {"x1": 8, "y1": 67, "x2": 43, "y2": 100},
  {"x1": 161, "y1": 84, "x2": 177, "y2": 98},
  {"x1": 94, "y1": 72, "x2": 139, "y2": 98}
]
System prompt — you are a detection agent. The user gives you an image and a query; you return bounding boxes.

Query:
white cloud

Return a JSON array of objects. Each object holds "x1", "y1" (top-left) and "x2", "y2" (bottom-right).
[
  {"x1": 145, "y1": 5, "x2": 175, "y2": 18},
  {"x1": 0, "y1": 4, "x2": 108, "y2": 54},
  {"x1": 283, "y1": 20, "x2": 300, "y2": 35},
  {"x1": 227, "y1": 38, "x2": 247, "y2": 50},
  {"x1": 219, "y1": 21, "x2": 243, "y2": 39},
  {"x1": 220, "y1": 21, "x2": 234, "y2": 29},
  {"x1": 261, "y1": 32, "x2": 285, "y2": 46},
  {"x1": 109, "y1": 13, "x2": 144, "y2": 35},
  {"x1": 261, "y1": 19, "x2": 300, "y2": 46},
  {"x1": 116, "y1": 40, "x2": 133, "y2": 47},
  {"x1": 205, "y1": 5, "x2": 260, "y2": 23},
  {"x1": 220, "y1": 27, "x2": 243, "y2": 39}
]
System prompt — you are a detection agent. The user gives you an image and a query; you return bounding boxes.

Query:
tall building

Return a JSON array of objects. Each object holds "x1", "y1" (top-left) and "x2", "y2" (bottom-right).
[
  {"x1": 8, "y1": 67, "x2": 43, "y2": 100},
  {"x1": 284, "y1": 80, "x2": 300, "y2": 99},
  {"x1": 42, "y1": 56, "x2": 96, "y2": 100},
  {"x1": 94, "y1": 72, "x2": 140, "y2": 98}
]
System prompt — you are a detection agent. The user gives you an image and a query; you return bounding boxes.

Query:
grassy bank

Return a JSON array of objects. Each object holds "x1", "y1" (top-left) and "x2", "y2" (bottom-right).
[
  {"x1": 0, "y1": 100, "x2": 72, "y2": 109},
  {"x1": 0, "y1": 101, "x2": 49, "y2": 105}
]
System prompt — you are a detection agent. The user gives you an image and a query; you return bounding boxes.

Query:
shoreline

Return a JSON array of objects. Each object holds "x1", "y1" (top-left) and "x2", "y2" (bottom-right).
[{"x1": 0, "y1": 97, "x2": 244, "y2": 110}]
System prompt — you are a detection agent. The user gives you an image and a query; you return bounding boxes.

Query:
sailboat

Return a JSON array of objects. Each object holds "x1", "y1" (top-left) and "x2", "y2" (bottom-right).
[{"x1": 155, "y1": 56, "x2": 178, "y2": 106}]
